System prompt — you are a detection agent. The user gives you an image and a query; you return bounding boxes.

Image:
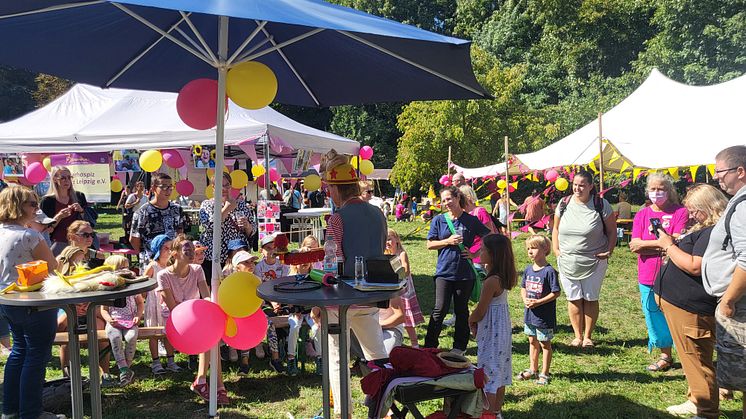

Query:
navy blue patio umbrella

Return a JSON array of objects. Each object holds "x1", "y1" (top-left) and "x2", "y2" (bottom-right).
[{"x1": 0, "y1": 1, "x2": 487, "y2": 417}]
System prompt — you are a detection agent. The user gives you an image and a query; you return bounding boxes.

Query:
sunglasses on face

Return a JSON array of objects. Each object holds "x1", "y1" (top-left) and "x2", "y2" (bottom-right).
[
  {"x1": 365, "y1": 190, "x2": 374, "y2": 194},
  {"x1": 158, "y1": 184, "x2": 174, "y2": 190},
  {"x1": 76, "y1": 232, "x2": 96, "y2": 239}
]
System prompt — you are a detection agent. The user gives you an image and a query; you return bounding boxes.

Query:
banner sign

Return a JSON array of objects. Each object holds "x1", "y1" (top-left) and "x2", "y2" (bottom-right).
[{"x1": 50, "y1": 153, "x2": 111, "y2": 203}]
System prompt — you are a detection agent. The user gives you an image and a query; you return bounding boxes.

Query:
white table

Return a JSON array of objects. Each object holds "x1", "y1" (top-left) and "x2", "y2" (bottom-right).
[{"x1": 284, "y1": 207, "x2": 331, "y2": 243}]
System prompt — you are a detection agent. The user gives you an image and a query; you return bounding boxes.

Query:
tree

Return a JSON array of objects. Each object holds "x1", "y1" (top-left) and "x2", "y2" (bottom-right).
[
  {"x1": 0, "y1": 66, "x2": 36, "y2": 123},
  {"x1": 330, "y1": 104, "x2": 403, "y2": 169},
  {"x1": 33, "y1": 74, "x2": 72, "y2": 108}
]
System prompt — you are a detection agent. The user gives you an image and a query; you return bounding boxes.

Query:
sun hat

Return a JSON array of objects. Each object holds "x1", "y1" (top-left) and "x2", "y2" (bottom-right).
[
  {"x1": 231, "y1": 251, "x2": 259, "y2": 266},
  {"x1": 324, "y1": 163, "x2": 359, "y2": 185},
  {"x1": 34, "y1": 210, "x2": 56, "y2": 226},
  {"x1": 150, "y1": 234, "x2": 172, "y2": 260},
  {"x1": 260, "y1": 232, "x2": 278, "y2": 248},
  {"x1": 227, "y1": 238, "x2": 248, "y2": 251}
]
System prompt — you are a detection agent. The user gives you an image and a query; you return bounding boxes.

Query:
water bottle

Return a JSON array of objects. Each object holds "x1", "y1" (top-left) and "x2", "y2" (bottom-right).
[
  {"x1": 354, "y1": 256, "x2": 365, "y2": 286},
  {"x1": 323, "y1": 239, "x2": 338, "y2": 277}
]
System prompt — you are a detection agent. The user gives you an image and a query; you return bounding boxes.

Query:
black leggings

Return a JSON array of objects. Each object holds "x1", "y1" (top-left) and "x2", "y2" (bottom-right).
[{"x1": 424, "y1": 277, "x2": 474, "y2": 351}]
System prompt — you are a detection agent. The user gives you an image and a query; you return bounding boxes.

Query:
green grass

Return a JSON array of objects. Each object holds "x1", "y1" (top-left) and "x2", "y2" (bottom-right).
[{"x1": 3, "y1": 212, "x2": 743, "y2": 418}]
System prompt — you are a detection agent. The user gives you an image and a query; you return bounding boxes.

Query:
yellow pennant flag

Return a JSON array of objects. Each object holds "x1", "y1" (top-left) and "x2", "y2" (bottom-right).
[
  {"x1": 609, "y1": 151, "x2": 620, "y2": 164},
  {"x1": 510, "y1": 182, "x2": 518, "y2": 190},
  {"x1": 620, "y1": 161, "x2": 631, "y2": 173},
  {"x1": 668, "y1": 167, "x2": 680, "y2": 180},
  {"x1": 707, "y1": 164, "x2": 715, "y2": 177},
  {"x1": 589, "y1": 161, "x2": 598, "y2": 173},
  {"x1": 633, "y1": 168, "x2": 642, "y2": 179},
  {"x1": 689, "y1": 165, "x2": 699, "y2": 181},
  {"x1": 427, "y1": 185, "x2": 436, "y2": 200}
]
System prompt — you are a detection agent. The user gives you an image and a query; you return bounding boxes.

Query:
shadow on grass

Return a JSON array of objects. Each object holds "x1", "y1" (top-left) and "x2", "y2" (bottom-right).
[
  {"x1": 554, "y1": 370, "x2": 683, "y2": 384},
  {"x1": 505, "y1": 394, "x2": 680, "y2": 418}
]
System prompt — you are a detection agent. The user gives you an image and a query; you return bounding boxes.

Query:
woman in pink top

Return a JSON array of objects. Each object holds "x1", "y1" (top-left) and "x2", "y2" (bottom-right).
[
  {"x1": 629, "y1": 173, "x2": 688, "y2": 372},
  {"x1": 460, "y1": 185, "x2": 496, "y2": 264}
]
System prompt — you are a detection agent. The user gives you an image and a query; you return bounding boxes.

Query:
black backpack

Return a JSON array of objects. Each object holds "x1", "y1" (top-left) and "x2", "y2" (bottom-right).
[
  {"x1": 558, "y1": 194, "x2": 608, "y2": 236},
  {"x1": 721, "y1": 194, "x2": 746, "y2": 252}
]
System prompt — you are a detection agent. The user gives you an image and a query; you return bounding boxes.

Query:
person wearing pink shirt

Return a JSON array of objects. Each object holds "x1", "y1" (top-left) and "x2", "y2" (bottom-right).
[{"x1": 629, "y1": 173, "x2": 688, "y2": 372}]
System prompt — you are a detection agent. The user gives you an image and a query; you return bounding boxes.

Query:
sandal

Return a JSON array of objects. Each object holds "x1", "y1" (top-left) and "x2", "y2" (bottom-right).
[
  {"x1": 582, "y1": 339, "x2": 595, "y2": 349},
  {"x1": 569, "y1": 338, "x2": 583, "y2": 347},
  {"x1": 536, "y1": 373, "x2": 551, "y2": 385},
  {"x1": 516, "y1": 369, "x2": 536, "y2": 381},
  {"x1": 646, "y1": 354, "x2": 673, "y2": 372}
]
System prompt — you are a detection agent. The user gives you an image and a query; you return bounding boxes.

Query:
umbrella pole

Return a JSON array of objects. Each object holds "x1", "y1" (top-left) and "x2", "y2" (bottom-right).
[
  {"x1": 598, "y1": 112, "x2": 604, "y2": 193},
  {"x1": 209, "y1": 15, "x2": 229, "y2": 418}
]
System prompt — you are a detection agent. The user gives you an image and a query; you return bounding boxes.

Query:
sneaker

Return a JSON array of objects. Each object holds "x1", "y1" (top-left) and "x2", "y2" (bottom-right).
[
  {"x1": 315, "y1": 357, "x2": 323, "y2": 376},
  {"x1": 228, "y1": 347, "x2": 239, "y2": 363},
  {"x1": 165, "y1": 361, "x2": 182, "y2": 373},
  {"x1": 37, "y1": 413, "x2": 66, "y2": 419},
  {"x1": 217, "y1": 388, "x2": 231, "y2": 406},
  {"x1": 239, "y1": 363, "x2": 250, "y2": 375},
  {"x1": 119, "y1": 369, "x2": 135, "y2": 386},
  {"x1": 255, "y1": 344, "x2": 265, "y2": 359},
  {"x1": 287, "y1": 358, "x2": 299, "y2": 377},
  {"x1": 158, "y1": 340, "x2": 167, "y2": 357},
  {"x1": 443, "y1": 315, "x2": 456, "y2": 327},
  {"x1": 666, "y1": 400, "x2": 697, "y2": 416},
  {"x1": 101, "y1": 373, "x2": 118, "y2": 388},
  {"x1": 450, "y1": 348, "x2": 465, "y2": 356},
  {"x1": 269, "y1": 359, "x2": 285, "y2": 373},
  {"x1": 190, "y1": 380, "x2": 209, "y2": 402},
  {"x1": 151, "y1": 362, "x2": 166, "y2": 375}
]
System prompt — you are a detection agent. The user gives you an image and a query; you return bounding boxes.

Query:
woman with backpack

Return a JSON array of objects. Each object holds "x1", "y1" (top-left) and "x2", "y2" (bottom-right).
[{"x1": 551, "y1": 171, "x2": 616, "y2": 349}]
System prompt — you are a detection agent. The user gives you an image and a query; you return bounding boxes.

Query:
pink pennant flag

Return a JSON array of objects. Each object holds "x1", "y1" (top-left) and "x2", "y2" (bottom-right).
[
  {"x1": 619, "y1": 179, "x2": 632, "y2": 188},
  {"x1": 237, "y1": 139, "x2": 258, "y2": 164},
  {"x1": 289, "y1": 178, "x2": 298, "y2": 189},
  {"x1": 280, "y1": 157, "x2": 293, "y2": 175},
  {"x1": 508, "y1": 212, "x2": 516, "y2": 222},
  {"x1": 519, "y1": 224, "x2": 529, "y2": 233},
  {"x1": 511, "y1": 231, "x2": 521, "y2": 239}
]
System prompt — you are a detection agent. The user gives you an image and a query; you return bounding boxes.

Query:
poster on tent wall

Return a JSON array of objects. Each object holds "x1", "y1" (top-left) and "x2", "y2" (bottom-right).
[
  {"x1": 50, "y1": 153, "x2": 111, "y2": 203},
  {"x1": 256, "y1": 200, "x2": 281, "y2": 242},
  {"x1": 0, "y1": 154, "x2": 23, "y2": 178}
]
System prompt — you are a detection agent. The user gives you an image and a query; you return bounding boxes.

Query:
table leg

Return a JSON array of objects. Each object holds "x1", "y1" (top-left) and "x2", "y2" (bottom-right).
[
  {"x1": 63, "y1": 305, "x2": 84, "y2": 419},
  {"x1": 87, "y1": 304, "x2": 103, "y2": 419},
  {"x1": 320, "y1": 308, "x2": 331, "y2": 419},
  {"x1": 338, "y1": 305, "x2": 350, "y2": 419}
]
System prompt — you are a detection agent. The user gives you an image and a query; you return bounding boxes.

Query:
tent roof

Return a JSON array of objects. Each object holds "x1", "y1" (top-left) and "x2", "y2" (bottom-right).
[
  {"x1": 0, "y1": 84, "x2": 359, "y2": 154},
  {"x1": 454, "y1": 68, "x2": 746, "y2": 177},
  {"x1": 366, "y1": 168, "x2": 391, "y2": 180}
]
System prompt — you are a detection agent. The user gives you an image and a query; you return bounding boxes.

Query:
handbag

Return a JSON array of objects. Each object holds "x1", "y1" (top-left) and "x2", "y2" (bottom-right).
[{"x1": 444, "y1": 214, "x2": 485, "y2": 302}]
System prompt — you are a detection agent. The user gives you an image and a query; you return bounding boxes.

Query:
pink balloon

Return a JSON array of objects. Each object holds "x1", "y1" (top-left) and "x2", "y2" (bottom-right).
[
  {"x1": 165, "y1": 299, "x2": 226, "y2": 355},
  {"x1": 25, "y1": 162, "x2": 47, "y2": 184},
  {"x1": 162, "y1": 149, "x2": 185, "y2": 169},
  {"x1": 175, "y1": 179, "x2": 194, "y2": 196},
  {"x1": 222, "y1": 310, "x2": 268, "y2": 350},
  {"x1": 229, "y1": 188, "x2": 240, "y2": 199},
  {"x1": 269, "y1": 168, "x2": 280, "y2": 182},
  {"x1": 545, "y1": 169, "x2": 559, "y2": 182},
  {"x1": 359, "y1": 145, "x2": 374, "y2": 160},
  {"x1": 257, "y1": 176, "x2": 266, "y2": 188},
  {"x1": 176, "y1": 79, "x2": 227, "y2": 130},
  {"x1": 439, "y1": 174, "x2": 450, "y2": 185}
]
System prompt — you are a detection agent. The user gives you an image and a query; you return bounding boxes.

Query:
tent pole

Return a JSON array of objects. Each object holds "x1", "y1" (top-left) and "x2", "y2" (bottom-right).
[
  {"x1": 209, "y1": 14, "x2": 229, "y2": 418},
  {"x1": 263, "y1": 134, "x2": 270, "y2": 195},
  {"x1": 598, "y1": 112, "x2": 604, "y2": 193},
  {"x1": 504, "y1": 135, "x2": 511, "y2": 237},
  {"x1": 447, "y1": 146, "x2": 452, "y2": 175}
]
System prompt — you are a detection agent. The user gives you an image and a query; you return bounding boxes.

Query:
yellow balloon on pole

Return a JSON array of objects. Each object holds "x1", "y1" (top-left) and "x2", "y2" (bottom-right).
[
  {"x1": 350, "y1": 156, "x2": 360, "y2": 169},
  {"x1": 110, "y1": 179, "x2": 123, "y2": 193},
  {"x1": 496, "y1": 179, "x2": 507, "y2": 189},
  {"x1": 139, "y1": 149, "x2": 163, "y2": 172},
  {"x1": 359, "y1": 159, "x2": 374, "y2": 176},
  {"x1": 303, "y1": 174, "x2": 321, "y2": 191},
  {"x1": 205, "y1": 185, "x2": 214, "y2": 199},
  {"x1": 230, "y1": 170, "x2": 249, "y2": 189},
  {"x1": 218, "y1": 272, "x2": 263, "y2": 318},
  {"x1": 42, "y1": 157, "x2": 52, "y2": 172},
  {"x1": 555, "y1": 178, "x2": 569, "y2": 191},
  {"x1": 226, "y1": 61, "x2": 278, "y2": 110},
  {"x1": 251, "y1": 165, "x2": 266, "y2": 177}
]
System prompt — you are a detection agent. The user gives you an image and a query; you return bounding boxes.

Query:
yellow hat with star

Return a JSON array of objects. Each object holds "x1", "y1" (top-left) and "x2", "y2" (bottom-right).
[{"x1": 324, "y1": 163, "x2": 359, "y2": 185}]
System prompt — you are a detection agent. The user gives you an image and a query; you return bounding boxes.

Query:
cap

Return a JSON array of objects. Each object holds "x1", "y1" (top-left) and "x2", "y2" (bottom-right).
[
  {"x1": 324, "y1": 163, "x2": 359, "y2": 185},
  {"x1": 150, "y1": 234, "x2": 172, "y2": 260},
  {"x1": 192, "y1": 241, "x2": 207, "y2": 251},
  {"x1": 260, "y1": 232, "x2": 278, "y2": 248},
  {"x1": 232, "y1": 251, "x2": 258, "y2": 266},
  {"x1": 34, "y1": 210, "x2": 56, "y2": 226},
  {"x1": 227, "y1": 238, "x2": 248, "y2": 251}
]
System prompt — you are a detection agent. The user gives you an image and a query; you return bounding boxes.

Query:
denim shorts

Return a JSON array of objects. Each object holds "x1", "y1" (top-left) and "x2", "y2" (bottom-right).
[{"x1": 524, "y1": 324, "x2": 554, "y2": 341}]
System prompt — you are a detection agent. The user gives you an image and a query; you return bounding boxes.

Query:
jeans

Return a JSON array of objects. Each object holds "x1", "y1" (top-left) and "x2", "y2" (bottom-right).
[
  {"x1": 639, "y1": 283, "x2": 673, "y2": 351},
  {"x1": 424, "y1": 277, "x2": 474, "y2": 351},
  {"x1": 0, "y1": 305, "x2": 57, "y2": 418}
]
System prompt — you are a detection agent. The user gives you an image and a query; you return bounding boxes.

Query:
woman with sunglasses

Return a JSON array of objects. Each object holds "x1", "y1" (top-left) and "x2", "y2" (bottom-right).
[
  {"x1": 66, "y1": 220, "x2": 105, "y2": 267},
  {"x1": 0, "y1": 186, "x2": 60, "y2": 419},
  {"x1": 40, "y1": 166, "x2": 91, "y2": 256}
]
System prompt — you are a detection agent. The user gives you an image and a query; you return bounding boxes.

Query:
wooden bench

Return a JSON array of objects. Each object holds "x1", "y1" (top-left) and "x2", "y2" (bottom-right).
[{"x1": 53, "y1": 326, "x2": 165, "y2": 345}]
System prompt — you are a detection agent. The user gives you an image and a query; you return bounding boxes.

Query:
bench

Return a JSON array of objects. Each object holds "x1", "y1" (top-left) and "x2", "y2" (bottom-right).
[{"x1": 53, "y1": 326, "x2": 165, "y2": 345}]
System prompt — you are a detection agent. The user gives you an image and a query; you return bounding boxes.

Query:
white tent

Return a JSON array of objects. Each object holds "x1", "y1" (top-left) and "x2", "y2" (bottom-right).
[
  {"x1": 0, "y1": 84, "x2": 359, "y2": 155},
  {"x1": 454, "y1": 68, "x2": 746, "y2": 177}
]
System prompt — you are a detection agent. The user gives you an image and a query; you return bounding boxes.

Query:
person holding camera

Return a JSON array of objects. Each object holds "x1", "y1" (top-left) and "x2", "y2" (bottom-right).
[{"x1": 629, "y1": 173, "x2": 688, "y2": 372}]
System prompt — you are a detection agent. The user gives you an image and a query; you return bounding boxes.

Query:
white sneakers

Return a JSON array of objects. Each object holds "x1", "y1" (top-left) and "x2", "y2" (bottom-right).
[{"x1": 666, "y1": 400, "x2": 697, "y2": 416}]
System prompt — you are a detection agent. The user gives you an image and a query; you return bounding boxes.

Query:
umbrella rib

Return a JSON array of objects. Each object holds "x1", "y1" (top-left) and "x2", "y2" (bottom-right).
[
  {"x1": 242, "y1": 28, "x2": 325, "y2": 62},
  {"x1": 226, "y1": 20, "x2": 268, "y2": 66},
  {"x1": 179, "y1": 11, "x2": 218, "y2": 63},
  {"x1": 105, "y1": 13, "x2": 196, "y2": 87},
  {"x1": 257, "y1": 24, "x2": 320, "y2": 107},
  {"x1": 337, "y1": 30, "x2": 487, "y2": 97},
  {"x1": 111, "y1": 3, "x2": 214, "y2": 67},
  {"x1": 233, "y1": 37, "x2": 273, "y2": 63},
  {"x1": 174, "y1": 26, "x2": 214, "y2": 61},
  {"x1": 0, "y1": 1, "x2": 104, "y2": 20}
]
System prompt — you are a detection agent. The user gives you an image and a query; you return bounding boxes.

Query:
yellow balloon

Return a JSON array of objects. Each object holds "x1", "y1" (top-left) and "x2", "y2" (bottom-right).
[
  {"x1": 139, "y1": 149, "x2": 163, "y2": 172},
  {"x1": 170, "y1": 187, "x2": 179, "y2": 200},
  {"x1": 350, "y1": 156, "x2": 360, "y2": 169},
  {"x1": 205, "y1": 185, "x2": 214, "y2": 199},
  {"x1": 555, "y1": 178, "x2": 569, "y2": 191},
  {"x1": 223, "y1": 165, "x2": 230, "y2": 173},
  {"x1": 110, "y1": 179, "x2": 123, "y2": 193},
  {"x1": 251, "y1": 165, "x2": 266, "y2": 177},
  {"x1": 231, "y1": 170, "x2": 249, "y2": 189},
  {"x1": 227, "y1": 61, "x2": 278, "y2": 110},
  {"x1": 304, "y1": 174, "x2": 321, "y2": 191},
  {"x1": 225, "y1": 316, "x2": 238, "y2": 338},
  {"x1": 42, "y1": 157, "x2": 52, "y2": 172},
  {"x1": 218, "y1": 272, "x2": 262, "y2": 318},
  {"x1": 496, "y1": 179, "x2": 507, "y2": 189},
  {"x1": 359, "y1": 159, "x2": 374, "y2": 176}
]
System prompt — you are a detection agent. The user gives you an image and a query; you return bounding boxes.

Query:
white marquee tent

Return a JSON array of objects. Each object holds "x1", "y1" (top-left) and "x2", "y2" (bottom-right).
[
  {"x1": 454, "y1": 68, "x2": 746, "y2": 178},
  {"x1": 0, "y1": 84, "x2": 359, "y2": 155}
]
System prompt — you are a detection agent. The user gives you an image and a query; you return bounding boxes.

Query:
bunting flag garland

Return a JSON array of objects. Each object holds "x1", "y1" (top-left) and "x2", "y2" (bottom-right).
[
  {"x1": 633, "y1": 168, "x2": 643, "y2": 179},
  {"x1": 707, "y1": 164, "x2": 715, "y2": 177},
  {"x1": 620, "y1": 161, "x2": 631, "y2": 173},
  {"x1": 689, "y1": 165, "x2": 699, "y2": 181},
  {"x1": 609, "y1": 151, "x2": 620, "y2": 165},
  {"x1": 668, "y1": 167, "x2": 680, "y2": 180}
]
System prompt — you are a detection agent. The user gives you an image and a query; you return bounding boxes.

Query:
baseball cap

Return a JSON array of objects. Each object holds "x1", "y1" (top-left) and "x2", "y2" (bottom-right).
[
  {"x1": 232, "y1": 251, "x2": 258, "y2": 266},
  {"x1": 34, "y1": 210, "x2": 56, "y2": 226},
  {"x1": 227, "y1": 238, "x2": 248, "y2": 251},
  {"x1": 260, "y1": 232, "x2": 278, "y2": 248}
]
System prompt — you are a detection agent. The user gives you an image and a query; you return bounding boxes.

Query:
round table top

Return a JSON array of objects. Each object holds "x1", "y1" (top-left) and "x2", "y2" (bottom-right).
[
  {"x1": 0, "y1": 279, "x2": 156, "y2": 307},
  {"x1": 257, "y1": 277, "x2": 404, "y2": 307}
]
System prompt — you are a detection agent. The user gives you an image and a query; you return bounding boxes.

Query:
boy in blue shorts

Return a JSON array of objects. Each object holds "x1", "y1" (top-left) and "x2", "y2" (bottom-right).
[{"x1": 517, "y1": 235, "x2": 560, "y2": 385}]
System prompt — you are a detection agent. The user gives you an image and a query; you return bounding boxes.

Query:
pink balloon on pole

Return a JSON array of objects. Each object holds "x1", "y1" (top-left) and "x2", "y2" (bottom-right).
[
  {"x1": 221, "y1": 310, "x2": 268, "y2": 350},
  {"x1": 229, "y1": 188, "x2": 240, "y2": 199},
  {"x1": 25, "y1": 162, "x2": 47, "y2": 184},
  {"x1": 256, "y1": 175, "x2": 266, "y2": 188},
  {"x1": 269, "y1": 168, "x2": 280, "y2": 182},
  {"x1": 439, "y1": 174, "x2": 450, "y2": 185},
  {"x1": 359, "y1": 145, "x2": 374, "y2": 160},
  {"x1": 176, "y1": 79, "x2": 227, "y2": 130},
  {"x1": 165, "y1": 299, "x2": 226, "y2": 355},
  {"x1": 175, "y1": 179, "x2": 194, "y2": 196},
  {"x1": 162, "y1": 149, "x2": 185, "y2": 169},
  {"x1": 545, "y1": 169, "x2": 559, "y2": 182}
]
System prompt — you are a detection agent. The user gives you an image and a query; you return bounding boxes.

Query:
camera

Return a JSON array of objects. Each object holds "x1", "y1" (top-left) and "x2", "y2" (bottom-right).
[{"x1": 650, "y1": 218, "x2": 663, "y2": 238}]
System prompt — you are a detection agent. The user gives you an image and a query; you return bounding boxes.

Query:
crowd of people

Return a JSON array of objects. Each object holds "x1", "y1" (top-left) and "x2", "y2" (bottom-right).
[{"x1": 0, "y1": 145, "x2": 744, "y2": 419}]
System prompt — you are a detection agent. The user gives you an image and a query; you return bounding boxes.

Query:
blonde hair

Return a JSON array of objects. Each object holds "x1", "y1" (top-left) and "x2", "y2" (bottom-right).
[
  {"x1": 459, "y1": 185, "x2": 478, "y2": 204},
  {"x1": 289, "y1": 246, "x2": 314, "y2": 275},
  {"x1": 301, "y1": 235, "x2": 320, "y2": 249},
  {"x1": 67, "y1": 220, "x2": 92, "y2": 242},
  {"x1": 525, "y1": 234, "x2": 551, "y2": 255},
  {"x1": 646, "y1": 172, "x2": 679, "y2": 204},
  {"x1": 104, "y1": 255, "x2": 129, "y2": 270},
  {"x1": 386, "y1": 228, "x2": 403, "y2": 254},
  {"x1": 682, "y1": 184, "x2": 729, "y2": 233},
  {"x1": 0, "y1": 185, "x2": 38, "y2": 223},
  {"x1": 56, "y1": 246, "x2": 85, "y2": 275},
  {"x1": 47, "y1": 166, "x2": 79, "y2": 204}
]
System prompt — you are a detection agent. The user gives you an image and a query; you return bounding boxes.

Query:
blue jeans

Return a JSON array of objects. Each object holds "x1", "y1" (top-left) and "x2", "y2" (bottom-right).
[
  {"x1": 639, "y1": 283, "x2": 673, "y2": 351},
  {"x1": 0, "y1": 305, "x2": 57, "y2": 418}
]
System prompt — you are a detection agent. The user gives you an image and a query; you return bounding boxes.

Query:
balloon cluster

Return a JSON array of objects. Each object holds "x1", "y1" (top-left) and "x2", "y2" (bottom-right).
[
  {"x1": 351, "y1": 146, "x2": 375, "y2": 176},
  {"x1": 438, "y1": 174, "x2": 451, "y2": 186},
  {"x1": 166, "y1": 271, "x2": 267, "y2": 354}
]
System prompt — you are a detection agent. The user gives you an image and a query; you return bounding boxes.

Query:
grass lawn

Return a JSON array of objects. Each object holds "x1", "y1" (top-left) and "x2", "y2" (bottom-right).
[{"x1": 3, "y1": 211, "x2": 742, "y2": 418}]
